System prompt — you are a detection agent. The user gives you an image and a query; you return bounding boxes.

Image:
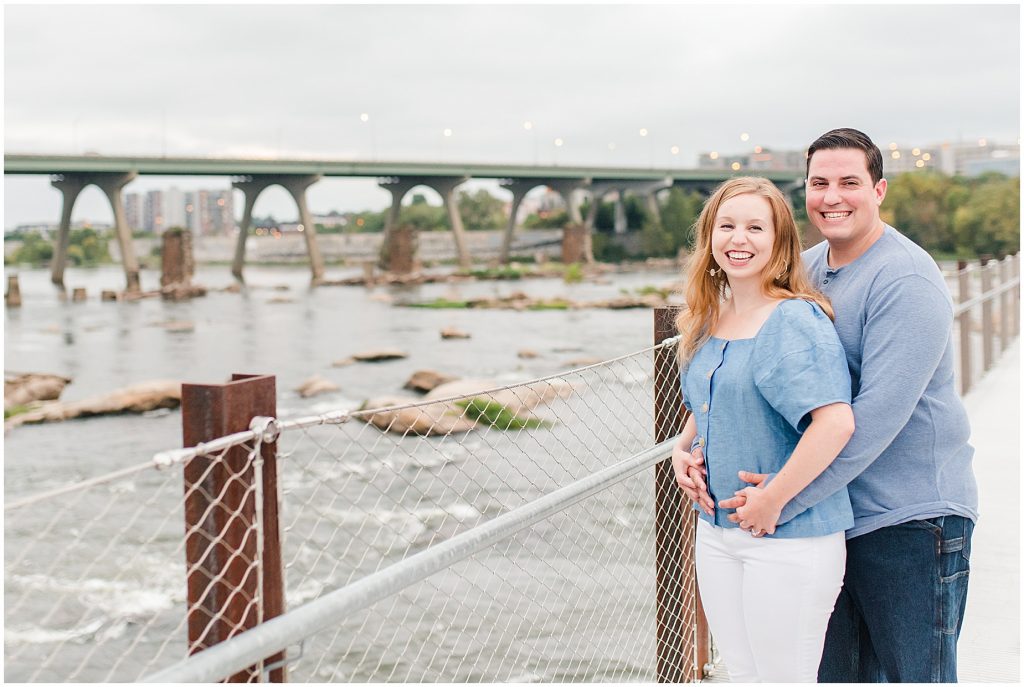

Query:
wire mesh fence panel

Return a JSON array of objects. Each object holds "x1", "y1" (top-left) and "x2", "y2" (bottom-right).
[
  {"x1": 296, "y1": 469, "x2": 664, "y2": 682},
  {"x1": 4, "y1": 440, "x2": 269, "y2": 682},
  {"x1": 268, "y1": 339, "x2": 697, "y2": 681}
]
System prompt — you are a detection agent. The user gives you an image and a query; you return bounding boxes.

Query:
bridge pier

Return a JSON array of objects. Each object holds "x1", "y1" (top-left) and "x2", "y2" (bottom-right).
[
  {"x1": 378, "y1": 177, "x2": 423, "y2": 270},
  {"x1": 50, "y1": 172, "x2": 140, "y2": 293},
  {"x1": 546, "y1": 179, "x2": 589, "y2": 225},
  {"x1": 583, "y1": 182, "x2": 617, "y2": 233},
  {"x1": 614, "y1": 192, "x2": 628, "y2": 234},
  {"x1": 498, "y1": 179, "x2": 539, "y2": 265},
  {"x1": 430, "y1": 177, "x2": 471, "y2": 269},
  {"x1": 231, "y1": 175, "x2": 324, "y2": 285}
]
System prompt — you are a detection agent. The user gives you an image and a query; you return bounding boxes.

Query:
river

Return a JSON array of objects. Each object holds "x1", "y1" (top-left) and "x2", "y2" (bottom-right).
[{"x1": 4, "y1": 262, "x2": 685, "y2": 682}]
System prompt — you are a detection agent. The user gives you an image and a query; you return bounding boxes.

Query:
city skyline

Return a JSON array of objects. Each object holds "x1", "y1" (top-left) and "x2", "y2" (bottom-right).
[{"x1": 4, "y1": 4, "x2": 1019, "y2": 227}]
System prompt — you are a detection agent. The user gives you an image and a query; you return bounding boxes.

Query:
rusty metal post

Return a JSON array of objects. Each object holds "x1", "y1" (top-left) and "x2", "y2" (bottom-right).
[
  {"x1": 999, "y1": 257, "x2": 1011, "y2": 352},
  {"x1": 957, "y1": 260, "x2": 973, "y2": 395},
  {"x1": 653, "y1": 307, "x2": 701, "y2": 682},
  {"x1": 182, "y1": 374, "x2": 286, "y2": 682},
  {"x1": 980, "y1": 256, "x2": 994, "y2": 372}
]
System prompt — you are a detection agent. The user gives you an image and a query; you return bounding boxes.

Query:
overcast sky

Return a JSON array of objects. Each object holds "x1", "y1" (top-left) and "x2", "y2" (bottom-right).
[{"x1": 4, "y1": 3, "x2": 1020, "y2": 228}]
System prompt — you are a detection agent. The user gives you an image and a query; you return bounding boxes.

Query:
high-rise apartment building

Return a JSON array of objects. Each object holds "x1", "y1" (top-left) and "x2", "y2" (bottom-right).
[
  {"x1": 164, "y1": 187, "x2": 186, "y2": 229},
  {"x1": 124, "y1": 192, "x2": 144, "y2": 231},
  {"x1": 144, "y1": 190, "x2": 164, "y2": 233}
]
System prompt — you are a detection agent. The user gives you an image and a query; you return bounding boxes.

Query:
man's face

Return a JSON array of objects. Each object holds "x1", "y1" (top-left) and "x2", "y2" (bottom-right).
[{"x1": 805, "y1": 148, "x2": 887, "y2": 247}]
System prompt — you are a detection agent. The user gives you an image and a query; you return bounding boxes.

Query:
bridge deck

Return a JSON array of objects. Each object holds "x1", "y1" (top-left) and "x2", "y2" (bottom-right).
[{"x1": 704, "y1": 340, "x2": 1020, "y2": 683}]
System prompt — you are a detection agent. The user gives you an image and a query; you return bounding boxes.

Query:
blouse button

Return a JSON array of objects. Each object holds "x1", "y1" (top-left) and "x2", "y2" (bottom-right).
[
  {"x1": 706, "y1": 370, "x2": 714, "y2": 379},
  {"x1": 701, "y1": 402, "x2": 709, "y2": 413},
  {"x1": 698, "y1": 437, "x2": 705, "y2": 447}
]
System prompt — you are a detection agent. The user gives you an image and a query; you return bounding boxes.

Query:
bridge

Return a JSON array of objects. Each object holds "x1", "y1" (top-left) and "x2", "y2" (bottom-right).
[{"x1": 4, "y1": 153, "x2": 804, "y2": 291}]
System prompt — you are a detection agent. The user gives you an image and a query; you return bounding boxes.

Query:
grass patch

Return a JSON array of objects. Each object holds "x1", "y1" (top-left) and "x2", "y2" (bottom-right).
[
  {"x1": 527, "y1": 300, "x2": 571, "y2": 310},
  {"x1": 456, "y1": 398, "x2": 552, "y2": 430},
  {"x1": 563, "y1": 263, "x2": 584, "y2": 283},
  {"x1": 462, "y1": 266, "x2": 525, "y2": 280},
  {"x1": 4, "y1": 404, "x2": 31, "y2": 419},
  {"x1": 405, "y1": 298, "x2": 472, "y2": 309}
]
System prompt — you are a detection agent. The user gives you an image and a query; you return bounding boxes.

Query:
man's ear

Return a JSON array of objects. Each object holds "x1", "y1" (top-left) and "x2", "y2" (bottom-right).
[{"x1": 874, "y1": 178, "x2": 888, "y2": 206}]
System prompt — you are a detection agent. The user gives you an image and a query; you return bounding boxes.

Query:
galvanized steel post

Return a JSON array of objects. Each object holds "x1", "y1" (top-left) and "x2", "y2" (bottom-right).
[
  {"x1": 980, "y1": 256, "x2": 995, "y2": 371},
  {"x1": 181, "y1": 374, "x2": 286, "y2": 682}
]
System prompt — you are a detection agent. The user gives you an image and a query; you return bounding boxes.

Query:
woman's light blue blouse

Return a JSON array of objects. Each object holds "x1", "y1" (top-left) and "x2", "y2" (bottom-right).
[{"x1": 681, "y1": 299, "x2": 854, "y2": 538}]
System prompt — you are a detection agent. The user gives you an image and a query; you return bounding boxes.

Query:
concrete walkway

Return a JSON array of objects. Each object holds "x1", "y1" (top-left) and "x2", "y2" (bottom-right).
[
  {"x1": 703, "y1": 340, "x2": 1020, "y2": 683},
  {"x1": 958, "y1": 339, "x2": 1019, "y2": 683}
]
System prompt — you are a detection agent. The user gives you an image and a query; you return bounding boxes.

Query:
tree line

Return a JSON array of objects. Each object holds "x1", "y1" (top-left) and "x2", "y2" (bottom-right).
[{"x1": 6, "y1": 172, "x2": 1018, "y2": 267}]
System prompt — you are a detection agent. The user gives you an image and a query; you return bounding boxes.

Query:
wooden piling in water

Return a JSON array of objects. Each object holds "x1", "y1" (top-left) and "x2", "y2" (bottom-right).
[
  {"x1": 181, "y1": 374, "x2": 286, "y2": 682},
  {"x1": 6, "y1": 275, "x2": 21, "y2": 307}
]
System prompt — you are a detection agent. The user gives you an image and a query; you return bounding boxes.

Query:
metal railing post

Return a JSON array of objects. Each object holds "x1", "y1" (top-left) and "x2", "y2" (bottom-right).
[
  {"x1": 999, "y1": 256, "x2": 1011, "y2": 352},
  {"x1": 181, "y1": 374, "x2": 286, "y2": 682},
  {"x1": 653, "y1": 307, "x2": 701, "y2": 682},
  {"x1": 1013, "y1": 254, "x2": 1021, "y2": 336},
  {"x1": 980, "y1": 256, "x2": 994, "y2": 372},
  {"x1": 957, "y1": 260, "x2": 973, "y2": 395}
]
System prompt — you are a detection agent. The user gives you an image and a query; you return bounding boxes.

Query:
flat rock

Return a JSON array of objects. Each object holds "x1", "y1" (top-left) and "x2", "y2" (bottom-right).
[
  {"x1": 404, "y1": 369, "x2": 459, "y2": 394},
  {"x1": 517, "y1": 349, "x2": 540, "y2": 359},
  {"x1": 352, "y1": 349, "x2": 408, "y2": 362},
  {"x1": 358, "y1": 395, "x2": 478, "y2": 436},
  {"x1": 154, "y1": 320, "x2": 195, "y2": 332},
  {"x1": 440, "y1": 327, "x2": 470, "y2": 340},
  {"x1": 331, "y1": 357, "x2": 356, "y2": 368},
  {"x1": 5, "y1": 373, "x2": 72, "y2": 410},
  {"x1": 267, "y1": 296, "x2": 295, "y2": 304},
  {"x1": 5, "y1": 379, "x2": 181, "y2": 430},
  {"x1": 425, "y1": 378, "x2": 573, "y2": 415},
  {"x1": 295, "y1": 375, "x2": 340, "y2": 398}
]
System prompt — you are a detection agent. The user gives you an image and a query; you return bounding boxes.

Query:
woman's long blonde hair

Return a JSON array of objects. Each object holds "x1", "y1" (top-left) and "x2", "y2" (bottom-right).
[{"x1": 676, "y1": 177, "x2": 833, "y2": 363}]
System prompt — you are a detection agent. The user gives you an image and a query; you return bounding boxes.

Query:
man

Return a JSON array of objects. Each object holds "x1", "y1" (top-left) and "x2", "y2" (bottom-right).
[{"x1": 679, "y1": 128, "x2": 978, "y2": 682}]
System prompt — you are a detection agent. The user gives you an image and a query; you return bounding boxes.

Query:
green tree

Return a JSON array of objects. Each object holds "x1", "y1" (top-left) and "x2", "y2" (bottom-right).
[
  {"x1": 7, "y1": 231, "x2": 53, "y2": 264},
  {"x1": 952, "y1": 176, "x2": 1020, "y2": 257},
  {"x1": 661, "y1": 188, "x2": 703, "y2": 252},
  {"x1": 880, "y1": 172, "x2": 957, "y2": 253},
  {"x1": 457, "y1": 189, "x2": 506, "y2": 231},
  {"x1": 399, "y1": 202, "x2": 449, "y2": 232},
  {"x1": 523, "y1": 210, "x2": 568, "y2": 228}
]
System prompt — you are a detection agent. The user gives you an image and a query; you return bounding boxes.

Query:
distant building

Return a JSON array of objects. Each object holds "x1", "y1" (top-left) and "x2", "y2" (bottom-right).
[
  {"x1": 698, "y1": 140, "x2": 1020, "y2": 179},
  {"x1": 184, "y1": 188, "x2": 236, "y2": 235},
  {"x1": 164, "y1": 187, "x2": 186, "y2": 229},
  {"x1": 144, "y1": 190, "x2": 164, "y2": 233},
  {"x1": 697, "y1": 147, "x2": 804, "y2": 172},
  {"x1": 124, "y1": 193, "x2": 144, "y2": 231}
]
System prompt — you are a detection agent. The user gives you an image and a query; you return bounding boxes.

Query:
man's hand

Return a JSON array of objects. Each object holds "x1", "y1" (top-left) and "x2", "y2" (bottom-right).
[
  {"x1": 720, "y1": 471, "x2": 769, "y2": 527},
  {"x1": 671, "y1": 444, "x2": 713, "y2": 515}
]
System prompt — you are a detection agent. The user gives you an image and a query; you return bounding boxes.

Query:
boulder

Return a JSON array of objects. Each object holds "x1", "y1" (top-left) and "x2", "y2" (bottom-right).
[
  {"x1": 295, "y1": 375, "x2": 340, "y2": 398},
  {"x1": 425, "y1": 378, "x2": 573, "y2": 415},
  {"x1": 440, "y1": 327, "x2": 470, "y2": 340},
  {"x1": 352, "y1": 349, "x2": 408, "y2": 362},
  {"x1": 565, "y1": 356, "x2": 603, "y2": 368},
  {"x1": 404, "y1": 369, "x2": 459, "y2": 394},
  {"x1": 358, "y1": 395, "x2": 478, "y2": 437},
  {"x1": 5, "y1": 373, "x2": 72, "y2": 410},
  {"x1": 5, "y1": 379, "x2": 181, "y2": 430},
  {"x1": 331, "y1": 357, "x2": 356, "y2": 368}
]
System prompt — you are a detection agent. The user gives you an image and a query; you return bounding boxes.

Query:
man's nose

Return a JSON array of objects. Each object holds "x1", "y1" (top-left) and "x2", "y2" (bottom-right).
[{"x1": 823, "y1": 185, "x2": 842, "y2": 204}]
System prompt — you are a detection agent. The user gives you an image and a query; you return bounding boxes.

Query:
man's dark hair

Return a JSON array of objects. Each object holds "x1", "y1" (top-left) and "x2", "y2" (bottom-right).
[{"x1": 806, "y1": 128, "x2": 884, "y2": 185}]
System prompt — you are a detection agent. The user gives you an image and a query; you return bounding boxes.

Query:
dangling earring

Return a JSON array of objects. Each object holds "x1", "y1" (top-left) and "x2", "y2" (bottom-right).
[
  {"x1": 776, "y1": 260, "x2": 788, "y2": 280},
  {"x1": 708, "y1": 265, "x2": 719, "y2": 277}
]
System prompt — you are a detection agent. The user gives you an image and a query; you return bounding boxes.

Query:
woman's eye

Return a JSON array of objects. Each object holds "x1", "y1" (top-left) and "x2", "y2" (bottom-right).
[{"x1": 749, "y1": 225, "x2": 763, "y2": 232}]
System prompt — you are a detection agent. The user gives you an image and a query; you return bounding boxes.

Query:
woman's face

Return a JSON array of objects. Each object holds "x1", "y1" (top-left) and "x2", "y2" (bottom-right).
[{"x1": 710, "y1": 193, "x2": 777, "y2": 286}]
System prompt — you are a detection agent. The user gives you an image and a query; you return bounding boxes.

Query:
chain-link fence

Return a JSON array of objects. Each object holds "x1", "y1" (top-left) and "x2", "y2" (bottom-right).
[{"x1": 5, "y1": 310, "x2": 702, "y2": 683}]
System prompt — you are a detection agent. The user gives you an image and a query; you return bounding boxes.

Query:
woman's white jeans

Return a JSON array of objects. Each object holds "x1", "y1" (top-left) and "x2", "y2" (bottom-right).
[{"x1": 696, "y1": 519, "x2": 846, "y2": 682}]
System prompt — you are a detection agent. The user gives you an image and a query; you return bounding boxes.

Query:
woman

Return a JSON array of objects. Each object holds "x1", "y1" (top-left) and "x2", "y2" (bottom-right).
[{"x1": 671, "y1": 177, "x2": 854, "y2": 682}]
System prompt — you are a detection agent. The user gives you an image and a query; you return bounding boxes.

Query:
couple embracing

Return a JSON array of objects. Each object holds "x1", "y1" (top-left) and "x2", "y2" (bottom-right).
[{"x1": 672, "y1": 128, "x2": 978, "y2": 683}]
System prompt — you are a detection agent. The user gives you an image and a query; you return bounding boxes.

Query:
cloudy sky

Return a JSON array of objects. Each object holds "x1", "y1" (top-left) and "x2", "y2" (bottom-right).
[{"x1": 4, "y1": 3, "x2": 1020, "y2": 228}]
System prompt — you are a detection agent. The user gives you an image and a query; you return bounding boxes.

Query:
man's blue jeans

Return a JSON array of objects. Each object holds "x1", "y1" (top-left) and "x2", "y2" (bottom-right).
[{"x1": 817, "y1": 516, "x2": 974, "y2": 683}]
